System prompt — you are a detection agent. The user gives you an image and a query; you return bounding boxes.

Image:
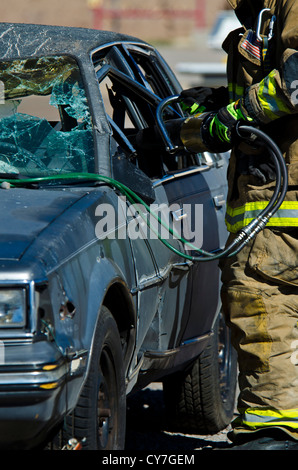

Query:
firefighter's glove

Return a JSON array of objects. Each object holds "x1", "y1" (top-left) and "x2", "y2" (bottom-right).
[
  {"x1": 180, "y1": 86, "x2": 229, "y2": 115},
  {"x1": 209, "y1": 99, "x2": 254, "y2": 146}
]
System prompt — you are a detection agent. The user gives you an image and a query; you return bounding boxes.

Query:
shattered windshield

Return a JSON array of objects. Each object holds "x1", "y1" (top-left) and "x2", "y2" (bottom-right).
[{"x1": 0, "y1": 56, "x2": 94, "y2": 177}]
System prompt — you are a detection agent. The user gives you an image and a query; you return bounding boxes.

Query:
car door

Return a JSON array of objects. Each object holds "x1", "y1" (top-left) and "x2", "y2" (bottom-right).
[
  {"x1": 119, "y1": 43, "x2": 230, "y2": 342},
  {"x1": 155, "y1": 153, "x2": 230, "y2": 344},
  {"x1": 92, "y1": 44, "x2": 193, "y2": 359},
  {"x1": 91, "y1": 42, "x2": 228, "y2": 361}
]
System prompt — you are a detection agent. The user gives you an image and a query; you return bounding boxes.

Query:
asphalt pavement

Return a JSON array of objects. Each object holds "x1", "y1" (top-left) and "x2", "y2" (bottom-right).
[{"x1": 125, "y1": 382, "x2": 235, "y2": 451}]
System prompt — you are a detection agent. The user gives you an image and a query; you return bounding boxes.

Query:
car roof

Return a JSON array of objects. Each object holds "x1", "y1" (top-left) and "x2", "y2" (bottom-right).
[{"x1": 0, "y1": 22, "x2": 146, "y2": 60}]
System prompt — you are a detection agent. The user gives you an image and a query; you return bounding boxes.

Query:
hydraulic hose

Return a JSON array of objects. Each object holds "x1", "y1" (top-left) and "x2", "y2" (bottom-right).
[
  {"x1": 0, "y1": 126, "x2": 288, "y2": 263},
  {"x1": 224, "y1": 125, "x2": 288, "y2": 258},
  {"x1": 236, "y1": 125, "x2": 287, "y2": 215},
  {"x1": 154, "y1": 95, "x2": 289, "y2": 259}
]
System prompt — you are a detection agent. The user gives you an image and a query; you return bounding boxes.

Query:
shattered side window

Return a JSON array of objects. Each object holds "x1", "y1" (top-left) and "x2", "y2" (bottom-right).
[{"x1": 0, "y1": 56, "x2": 94, "y2": 176}]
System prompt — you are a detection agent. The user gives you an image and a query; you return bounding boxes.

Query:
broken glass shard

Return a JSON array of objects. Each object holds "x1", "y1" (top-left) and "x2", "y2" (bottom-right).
[{"x1": 0, "y1": 56, "x2": 94, "y2": 177}]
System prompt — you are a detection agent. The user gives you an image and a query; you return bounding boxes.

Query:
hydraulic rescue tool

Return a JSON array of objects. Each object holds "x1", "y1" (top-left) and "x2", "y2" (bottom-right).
[
  {"x1": 0, "y1": 95, "x2": 288, "y2": 263},
  {"x1": 154, "y1": 95, "x2": 288, "y2": 260}
]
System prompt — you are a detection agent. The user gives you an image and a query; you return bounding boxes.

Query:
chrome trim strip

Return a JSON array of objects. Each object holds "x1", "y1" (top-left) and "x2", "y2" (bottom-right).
[
  {"x1": 28, "y1": 280, "x2": 37, "y2": 334},
  {"x1": 144, "y1": 332, "x2": 212, "y2": 358},
  {"x1": 153, "y1": 166, "x2": 210, "y2": 188},
  {"x1": 0, "y1": 363, "x2": 68, "y2": 386}
]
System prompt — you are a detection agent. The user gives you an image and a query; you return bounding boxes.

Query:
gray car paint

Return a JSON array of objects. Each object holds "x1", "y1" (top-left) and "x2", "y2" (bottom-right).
[{"x1": 0, "y1": 23, "x2": 229, "y2": 448}]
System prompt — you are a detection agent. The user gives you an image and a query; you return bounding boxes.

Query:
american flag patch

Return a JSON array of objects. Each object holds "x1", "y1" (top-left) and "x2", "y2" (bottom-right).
[{"x1": 240, "y1": 31, "x2": 262, "y2": 60}]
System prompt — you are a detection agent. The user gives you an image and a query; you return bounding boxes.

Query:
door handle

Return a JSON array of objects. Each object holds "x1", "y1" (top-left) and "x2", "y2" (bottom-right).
[
  {"x1": 213, "y1": 194, "x2": 225, "y2": 208},
  {"x1": 171, "y1": 208, "x2": 187, "y2": 222}
]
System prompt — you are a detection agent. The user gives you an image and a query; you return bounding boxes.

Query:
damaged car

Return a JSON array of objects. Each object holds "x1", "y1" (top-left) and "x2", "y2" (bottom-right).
[{"x1": 0, "y1": 23, "x2": 236, "y2": 450}]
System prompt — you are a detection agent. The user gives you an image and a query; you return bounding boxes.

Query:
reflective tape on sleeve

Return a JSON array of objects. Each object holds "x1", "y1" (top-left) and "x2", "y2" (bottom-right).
[{"x1": 226, "y1": 201, "x2": 298, "y2": 233}]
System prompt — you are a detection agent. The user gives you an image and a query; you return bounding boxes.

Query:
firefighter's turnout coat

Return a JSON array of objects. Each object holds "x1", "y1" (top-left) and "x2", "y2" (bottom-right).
[
  {"x1": 225, "y1": 0, "x2": 298, "y2": 232},
  {"x1": 220, "y1": 0, "x2": 298, "y2": 439}
]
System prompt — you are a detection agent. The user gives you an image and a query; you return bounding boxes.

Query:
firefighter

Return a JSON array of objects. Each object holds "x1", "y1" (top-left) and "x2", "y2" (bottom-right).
[{"x1": 180, "y1": 0, "x2": 298, "y2": 449}]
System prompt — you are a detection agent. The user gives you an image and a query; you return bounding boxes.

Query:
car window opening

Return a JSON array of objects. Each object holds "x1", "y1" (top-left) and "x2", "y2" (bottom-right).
[
  {"x1": 95, "y1": 48, "x2": 202, "y2": 181},
  {"x1": 0, "y1": 56, "x2": 95, "y2": 177}
]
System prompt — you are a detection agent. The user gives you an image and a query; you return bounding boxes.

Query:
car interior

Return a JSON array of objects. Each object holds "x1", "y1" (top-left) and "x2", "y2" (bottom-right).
[{"x1": 93, "y1": 44, "x2": 204, "y2": 181}]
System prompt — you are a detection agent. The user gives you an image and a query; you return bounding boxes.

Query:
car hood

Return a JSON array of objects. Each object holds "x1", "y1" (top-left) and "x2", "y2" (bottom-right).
[{"x1": 0, "y1": 187, "x2": 86, "y2": 260}]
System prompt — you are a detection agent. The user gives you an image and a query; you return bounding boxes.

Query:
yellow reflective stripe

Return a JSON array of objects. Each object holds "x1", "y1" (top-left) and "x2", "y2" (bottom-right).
[
  {"x1": 258, "y1": 74, "x2": 278, "y2": 120},
  {"x1": 226, "y1": 201, "x2": 267, "y2": 216},
  {"x1": 226, "y1": 218, "x2": 298, "y2": 233},
  {"x1": 236, "y1": 408, "x2": 298, "y2": 430},
  {"x1": 226, "y1": 201, "x2": 298, "y2": 233},
  {"x1": 228, "y1": 82, "x2": 244, "y2": 102},
  {"x1": 258, "y1": 71, "x2": 292, "y2": 120},
  {"x1": 241, "y1": 420, "x2": 298, "y2": 430},
  {"x1": 226, "y1": 200, "x2": 298, "y2": 216}
]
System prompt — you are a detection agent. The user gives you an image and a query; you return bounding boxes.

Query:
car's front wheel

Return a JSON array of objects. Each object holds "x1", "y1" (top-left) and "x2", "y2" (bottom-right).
[
  {"x1": 163, "y1": 311, "x2": 237, "y2": 434},
  {"x1": 65, "y1": 306, "x2": 126, "y2": 450}
]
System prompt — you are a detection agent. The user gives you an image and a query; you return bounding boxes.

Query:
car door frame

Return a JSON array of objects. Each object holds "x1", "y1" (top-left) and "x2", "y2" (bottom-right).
[{"x1": 89, "y1": 41, "x2": 229, "y2": 375}]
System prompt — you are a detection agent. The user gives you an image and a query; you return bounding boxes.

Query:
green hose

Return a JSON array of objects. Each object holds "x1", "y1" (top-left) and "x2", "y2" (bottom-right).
[
  {"x1": 0, "y1": 129, "x2": 288, "y2": 264},
  {"x1": 0, "y1": 172, "x2": 215, "y2": 261}
]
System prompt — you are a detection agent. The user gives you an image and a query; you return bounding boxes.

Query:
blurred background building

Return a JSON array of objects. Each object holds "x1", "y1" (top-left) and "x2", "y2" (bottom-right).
[
  {"x1": 0, "y1": 0, "x2": 231, "y2": 44},
  {"x1": 0, "y1": 0, "x2": 236, "y2": 88}
]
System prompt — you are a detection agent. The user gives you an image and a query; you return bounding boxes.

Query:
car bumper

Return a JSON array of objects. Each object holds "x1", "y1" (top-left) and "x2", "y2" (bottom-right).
[{"x1": 0, "y1": 340, "x2": 71, "y2": 449}]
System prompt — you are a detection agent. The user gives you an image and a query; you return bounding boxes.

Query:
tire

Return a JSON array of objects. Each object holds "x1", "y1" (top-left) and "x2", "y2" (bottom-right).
[
  {"x1": 163, "y1": 311, "x2": 237, "y2": 434},
  {"x1": 65, "y1": 306, "x2": 126, "y2": 450}
]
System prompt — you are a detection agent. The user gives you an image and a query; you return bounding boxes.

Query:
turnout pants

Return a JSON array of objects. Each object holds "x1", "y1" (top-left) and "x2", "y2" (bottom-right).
[{"x1": 220, "y1": 228, "x2": 298, "y2": 439}]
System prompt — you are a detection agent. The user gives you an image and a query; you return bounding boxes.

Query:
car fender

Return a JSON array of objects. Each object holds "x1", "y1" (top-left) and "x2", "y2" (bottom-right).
[{"x1": 76, "y1": 255, "x2": 136, "y2": 387}]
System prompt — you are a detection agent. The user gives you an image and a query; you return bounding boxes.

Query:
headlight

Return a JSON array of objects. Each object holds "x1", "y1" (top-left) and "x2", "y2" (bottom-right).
[{"x1": 0, "y1": 288, "x2": 26, "y2": 328}]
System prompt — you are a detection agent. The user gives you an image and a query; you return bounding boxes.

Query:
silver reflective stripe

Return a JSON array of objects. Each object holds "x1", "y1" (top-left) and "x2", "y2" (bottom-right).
[
  {"x1": 237, "y1": 408, "x2": 298, "y2": 430},
  {"x1": 226, "y1": 202, "x2": 298, "y2": 232}
]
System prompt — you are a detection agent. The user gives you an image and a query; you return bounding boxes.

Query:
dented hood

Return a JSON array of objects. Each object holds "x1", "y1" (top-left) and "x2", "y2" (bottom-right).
[{"x1": 0, "y1": 187, "x2": 85, "y2": 260}]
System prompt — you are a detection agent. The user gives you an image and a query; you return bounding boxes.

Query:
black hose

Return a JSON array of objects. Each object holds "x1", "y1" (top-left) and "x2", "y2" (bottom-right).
[
  {"x1": 0, "y1": 126, "x2": 287, "y2": 262},
  {"x1": 237, "y1": 125, "x2": 288, "y2": 213},
  {"x1": 155, "y1": 95, "x2": 288, "y2": 260},
  {"x1": 222, "y1": 125, "x2": 288, "y2": 258}
]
